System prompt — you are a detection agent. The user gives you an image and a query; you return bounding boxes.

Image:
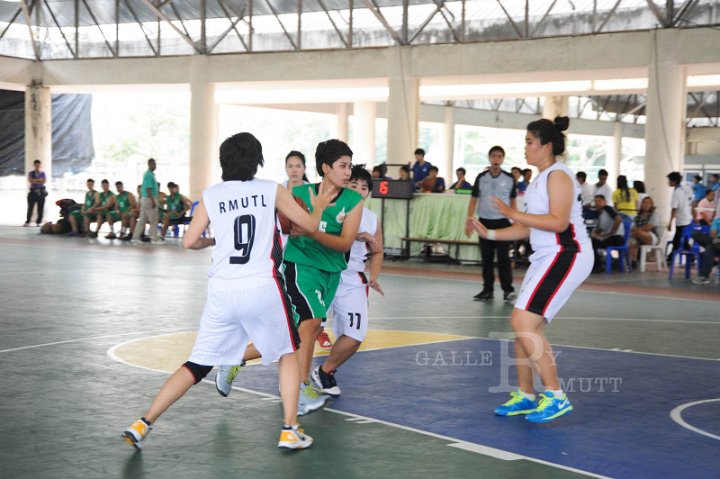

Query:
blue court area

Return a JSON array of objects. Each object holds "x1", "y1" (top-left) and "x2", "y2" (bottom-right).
[{"x1": 233, "y1": 337, "x2": 720, "y2": 479}]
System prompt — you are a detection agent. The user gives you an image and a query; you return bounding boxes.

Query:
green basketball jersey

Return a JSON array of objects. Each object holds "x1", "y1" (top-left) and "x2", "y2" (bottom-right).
[
  {"x1": 166, "y1": 193, "x2": 184, "y2": 214},
  {"x1": 84, "y1": 191, "x2": 96, "y2": 209},
  {"x1": 283, "y1": 183, "x2": 363, "y2": 273},
  {"x1": 116, "y1": 192, "x2": 131, "y2": 213},
  {"x1": 99, "y1": 191, "x2": 115, "y2": 206}
]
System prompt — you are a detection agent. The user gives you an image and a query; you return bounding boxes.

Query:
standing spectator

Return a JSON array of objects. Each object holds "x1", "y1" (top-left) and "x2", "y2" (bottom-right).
[
  {"x1": 666, "y1": 171, "x2": 694, "y2": 262},
  {"x1": 695, "y1": 190, "x2": 716, "y2": 226},
  {"x1": 466, "y1": 145, "x2": 517, "y2": 302},
  {"x1": 25, "y1": 159, "x2": 47, "y2": 227},
  {"x1": 576, "y1": 171, "x2": 595, "y2": 219},
  {"x1": 510, "y1": 166, "x2": 522, "y2": 185},
  {"x1": 594, "y1": 169, "x2": 614, "y2": 207},
  {"x1": 612, "y1": 175, "x2": 639, "y2": 218},
  {"x1": 517, "y1": 168, "x2": 532, "y2": 194},
  {"x1": 132, "y1": 158, "x2": 163, "y2": 245},
  {"x1": 411, "y1": 148, "x2": 432, "y2": 188},
  {"x1": 419, "y1": 166, "x2": 445, "y2": 193},
  {"x1": 448, "y1": 167, "x2": 472, "y2": 191},
  {"x1": 590, "y1": 195, "x2": 625, "y2": 272},
  {"x1": 692, "y1": 175, "x2": 707, "y2": 205}
]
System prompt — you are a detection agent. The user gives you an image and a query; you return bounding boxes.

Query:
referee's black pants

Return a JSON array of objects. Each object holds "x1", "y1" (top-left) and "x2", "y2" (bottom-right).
[{"x1": 478, "y1": 217, "x2": 513, "y2": 293}]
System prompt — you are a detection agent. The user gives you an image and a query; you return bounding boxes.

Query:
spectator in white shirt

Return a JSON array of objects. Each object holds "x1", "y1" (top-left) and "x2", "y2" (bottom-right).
[
  {"x1": 577, "y1": 171, "x2": 596, "y2": 219},
  {"x1": 594, "y1": 169, "x2": 614, "y2": 207}
]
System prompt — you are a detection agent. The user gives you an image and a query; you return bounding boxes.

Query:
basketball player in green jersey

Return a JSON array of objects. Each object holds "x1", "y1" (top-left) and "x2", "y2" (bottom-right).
[
  {"x1": 215, "y1": 140, "x2": 363, "y2": 415},
  {"x1": 88, "y1": 179, "x2": 116, "y2": 239},
  {"x1": 107, "y1": 181, "x2": 137, "y2": 239},
  {"x1": 160, "y1": 182, "x2": 192, "y2": 237},
  {"x1": 69, "y1": 178, "x2": 100, "y2": 236}
]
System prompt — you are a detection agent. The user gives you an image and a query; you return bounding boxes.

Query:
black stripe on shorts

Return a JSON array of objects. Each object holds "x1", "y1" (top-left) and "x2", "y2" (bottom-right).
[
  {"x1": 526, "y1": 252, "x2": 577, "y2": 317},
  {"x1": 283, "y1": 261, "x2": 314, "y2": 323}
]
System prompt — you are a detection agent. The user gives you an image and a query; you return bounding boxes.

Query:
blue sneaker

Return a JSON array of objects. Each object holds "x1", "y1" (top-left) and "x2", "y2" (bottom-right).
[
  {"x1": 494, "y1": 391, "x2": 538, "y2": 416},
  {"x1": 526, "y1": 391, "x2": 573, "y2": 423},
  {"x1": 297, "y1": 381, "x2": 328, "y2": 416}
]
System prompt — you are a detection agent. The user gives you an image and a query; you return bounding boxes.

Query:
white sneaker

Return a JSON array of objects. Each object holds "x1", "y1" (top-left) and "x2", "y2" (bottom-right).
[
  {"x1": 215, "y1": 363, "x2": 245, "y2": 397},
  {"x1": 278, "y1": 425, "x2": 313, "y2": 449},
  {"x1": 297, "y1": 381, "x2": 328, "y2": 415},
  {"x1": 692, "y1": 276, "x2": 712, "y2": 285}
]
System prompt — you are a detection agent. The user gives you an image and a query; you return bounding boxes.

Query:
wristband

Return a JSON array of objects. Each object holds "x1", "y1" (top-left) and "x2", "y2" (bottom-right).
[{"x1": 486, "y1": 229, "x2": 497, "y2": 241}]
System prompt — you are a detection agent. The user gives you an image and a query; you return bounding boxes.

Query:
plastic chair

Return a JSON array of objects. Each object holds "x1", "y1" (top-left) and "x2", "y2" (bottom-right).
[
  {"x1": 640, "y1": 231, "x2": 669, "y2": 272},
  {"x1": 668, "y1": 224, "x2": 710, "y2": 280},
  {"x1": 605, "y1": 217, "x2": 633, "y2": 273}
]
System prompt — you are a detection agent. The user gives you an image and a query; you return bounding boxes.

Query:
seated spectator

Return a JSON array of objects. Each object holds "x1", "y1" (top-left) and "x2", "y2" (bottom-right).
[
  {"x1": 448, "y1": 167, "x2": 472, "y2": 191},
  {"x1": 398, "y1": 165, "x2": 411, "y2": 181},
  {"x1": 419, "y1": 166, "x2": 445, "y2": 193},
  {"x1": 160, "y1": 182, "x2": 192, "y2": 237},
  {"x1": 629, "y1": 196, "x2": 660, "y2": 264},
  {"x1": 68, "y1": 178, "x2": 99, "y2": 236},
  {"x1": 590, "y1": 195, "x2": 625, "y2": 271},
  {"x1": 692, "y1": 175, "x2": 707, "y2": 206},
  {"x1": 93, "y1": 179, "x2": 116, "y2": 239},
  {"x1": 372, "y1": 165, "x2": 390, "y2": 180},
  {"x1": 694, "y1": 189, "x2": 716, "y2": 226},
  {"x1": 108, "y1": 181, "x2": 137, "y2": 240},
  {"x1": 692, "y1": 215, "x2": 720, "y2": 284},
  {"x1": 612, "y1": 175, "x2": 639, "y2": 218}
]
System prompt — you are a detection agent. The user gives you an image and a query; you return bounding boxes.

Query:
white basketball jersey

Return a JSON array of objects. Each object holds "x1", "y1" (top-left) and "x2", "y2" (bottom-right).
[
  {"x1": 524, "y1": 162, "x2": 590, "y2": 255},
  {"x1": 342, "y1": 207, "x2": 378, "y2": 278},
  {"x1": 203, "y1": 179, "x2": 282, "y2": 280}
]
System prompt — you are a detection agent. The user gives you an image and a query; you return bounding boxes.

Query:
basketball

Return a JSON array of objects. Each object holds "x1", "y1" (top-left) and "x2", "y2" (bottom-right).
[{"x1": 277, "y1": 196, "x2": 309, "y2": 234}]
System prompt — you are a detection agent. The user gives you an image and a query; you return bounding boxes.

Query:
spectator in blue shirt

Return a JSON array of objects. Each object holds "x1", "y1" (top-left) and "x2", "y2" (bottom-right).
[
  {"x1": 419, "y1": 166, "x2": 445, "y2": 193},
  {"x1": 709, "y1": 173, "x2": 720, "y2": 193},
  {"x1": 448, "y1": 167, "x2": 473, "y2": 191},
  {"x1": 411, "y1": 148, "x2": 432, "y2": 189},
  {"x1": 692, "y1": 215, "x2": 720, "y2": 284}
]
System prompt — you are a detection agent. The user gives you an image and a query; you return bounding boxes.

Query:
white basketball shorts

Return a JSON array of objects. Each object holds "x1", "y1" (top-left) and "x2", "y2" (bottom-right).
[
  {"x1": 188, "y1": 276, "x2": 299, "y2": 366},
  {"x1": 330, "y1": 272, "x2": 369, "y2": 342}
]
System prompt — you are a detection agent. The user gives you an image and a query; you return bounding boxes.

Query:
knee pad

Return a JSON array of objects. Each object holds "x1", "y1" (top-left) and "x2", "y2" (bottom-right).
[{"x1": 183, "y1": 361, "x2": 213, "y2": 384}]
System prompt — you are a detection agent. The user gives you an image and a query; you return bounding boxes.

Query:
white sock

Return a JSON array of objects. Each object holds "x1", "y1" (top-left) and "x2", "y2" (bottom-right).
[
  {"x1": 548, "y1": 389, "x2": 565, "y2": 399},
  {"x1": 518, "y1": 389, "x2": 536, "y2": 401}
]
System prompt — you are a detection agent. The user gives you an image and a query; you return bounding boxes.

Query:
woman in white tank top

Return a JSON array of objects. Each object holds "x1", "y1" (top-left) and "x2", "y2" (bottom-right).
[{"x1": 467, "y1": 117, "x2": 593, "y2": 424}]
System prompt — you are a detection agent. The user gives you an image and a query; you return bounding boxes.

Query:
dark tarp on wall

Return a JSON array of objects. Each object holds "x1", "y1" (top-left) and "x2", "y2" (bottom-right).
[{"x1": 0, "y1": 89, "x2": 94, "y2": 177}]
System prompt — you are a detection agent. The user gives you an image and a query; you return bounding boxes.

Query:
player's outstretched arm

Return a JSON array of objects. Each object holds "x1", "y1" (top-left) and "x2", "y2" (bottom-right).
[
  {"x1": 182, "y1": 200, "x2": 214, "y2": 249},
  {"x1": 275, "y1": 184, "x2": 330, "y2": 233},
  {"x1": 467, "y1": 217, "x2": 530, "y2": 241}
]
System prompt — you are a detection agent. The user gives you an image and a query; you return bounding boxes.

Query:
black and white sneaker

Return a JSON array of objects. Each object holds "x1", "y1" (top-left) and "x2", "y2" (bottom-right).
[
  {"x1": 503, "y1": 291, "x2": 517, "y2": 303},
  {"x1": 311, "y1": 365, "x2": 341, "y2": 397}
]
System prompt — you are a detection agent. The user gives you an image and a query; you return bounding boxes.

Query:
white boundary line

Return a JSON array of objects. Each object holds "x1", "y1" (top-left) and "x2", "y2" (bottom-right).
[
  {"x1": 669, "y1": 398, "x2": 720, "y2": 441},
  {"x1": 373, "y1": 315, "x2": 720, "y2": 326},
  {"x1": 0, "y1": 328, "x2": 194, "y2": 354},
  {"x1": 106, "y1": 341, "x2": 609, "y2": 479}
]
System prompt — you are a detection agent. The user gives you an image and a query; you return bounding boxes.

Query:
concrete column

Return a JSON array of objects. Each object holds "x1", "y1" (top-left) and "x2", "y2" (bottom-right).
[
  {"x1": 442, "y1": 104, "x2": 455, "y2": 181},
  {"x1": 644, "y1": 30, "x2": 687, "y2": 226},
  {"x1": 352, "y1": 101, "x2": 376, "y2": 168},
  {"x1": 336, "y1": 103, "x2": 349, "y2": 142},
  {"x1": 25, "y1": 82, "x2": 52, "y2": 181},
  {"x1": 542, "y1": 95, "x2": 568, "y2": 121},
  {"x1": 386, "y1": 47, "x2": 419, "y2": 165},
  {"x1": 189, "y1": 57, "x2": 217, "y2": 202},
  {"x1": 608, "y1": 122, "x2": 623, "y2": 187}
]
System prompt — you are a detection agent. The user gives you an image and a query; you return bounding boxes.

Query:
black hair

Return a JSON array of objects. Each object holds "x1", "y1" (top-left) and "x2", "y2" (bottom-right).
[
  {"x1": 594, "y1": 194, "x2": 606, "y2": 201},
  {"x1": 488, "y1": 145, "x2": 505, "y2": 157},
  {"x1": 87, "y1": 178, "x2": 94, "y2": 183},
  {"x1": 286, "y1": 151, "x2": 309, "y2": 182},
  {"x1": 167, "y1": 182, "x2": 177, "y2": 189},
  {"x1": 414, "y1": 148, "x2": 425, "y2": 156},
  {"x1": 101, "y1": 179, "x2": 109, "y2": 185},
  {"x1": 617, "y1": 175, "x2": 630, "y2": 202},
  {"x1": 522, "y1": 168, "x2": 532, "y2": 176},
  {"x1": 148, "y1": 158, "x2": 156, "y2": 164},
  {"x1": 456, "y1": 167, "x2": 466, "y2": 174},
  {"x1": 526, "y1": 116, "x2": 569, "y2": 156},
  {"x1": 633, "y1": 180, "x2": 645, "y2": 194},
  {"x1": 400, "y1": 165, "x2": 410, "y2": 173},
  {"x1": 667, "y1": 172, "x2": 681, "y2": 184},
  {"x1": 429, "y1": 166, "x2": 439, "y2": 173},
  {"x1": 219, "y1": 132, "x2": 264, "y2": 181},
  {"x1": 576, "y1": 171, "x2": 587, "y2": 181},
  {"x1": 713, "y1": 174, "x2": 720, "y2": 180},
  {"x1": 598, "y1": 168, "x2": 609, "y2": 177},
  {"x1": 350, "y1": 164, "x2": 373, "y2": 191},
  {"x1": 694, "y1": 175, "x2": 703, "y2": 182},
  {"x1": 315, "y1": 139, "x2": 353, "y2": 177},
  {"x1": 115, "y1": 181, "x2": 123, "y2": 187},
  {"x1": 33, "y1": 159, "x2": 41, "y2": 165}
]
